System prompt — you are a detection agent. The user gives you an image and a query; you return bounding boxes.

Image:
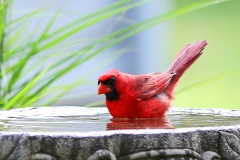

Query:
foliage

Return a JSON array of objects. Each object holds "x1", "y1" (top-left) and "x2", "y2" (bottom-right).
[{"x1": 0, "y1": 0, "x2": 233, "y2": 110}]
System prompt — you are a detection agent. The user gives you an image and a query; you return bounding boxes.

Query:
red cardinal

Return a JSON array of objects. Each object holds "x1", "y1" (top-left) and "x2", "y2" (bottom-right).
[{"x1": 98, "y1": 40, "x2": 207, "y2": 118}]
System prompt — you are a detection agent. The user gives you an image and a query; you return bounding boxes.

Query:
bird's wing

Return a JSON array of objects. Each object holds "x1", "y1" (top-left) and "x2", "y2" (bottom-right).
[{"x1": 134, "y1": 72, "x2": 175, "y2": 100}]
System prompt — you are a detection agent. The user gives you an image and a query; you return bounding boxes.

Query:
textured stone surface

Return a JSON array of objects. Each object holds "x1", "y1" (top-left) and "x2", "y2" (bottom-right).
[
  {"x1": 1, "y1": 107, "x2": 240, "y2": 159},
  {"x1": 0, "y1": 126, "x2": 240, "y2": 159}
]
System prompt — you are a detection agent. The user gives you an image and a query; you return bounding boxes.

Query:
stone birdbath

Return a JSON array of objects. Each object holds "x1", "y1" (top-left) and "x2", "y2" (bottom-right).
[{"x1": 0, "y1": 106, "x2": 240, "y2": 160}]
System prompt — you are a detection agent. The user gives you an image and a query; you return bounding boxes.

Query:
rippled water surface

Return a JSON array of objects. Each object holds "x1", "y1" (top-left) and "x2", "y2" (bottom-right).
[{"x1": 0, "y1": 107, "x2": 240, "y2": 132}]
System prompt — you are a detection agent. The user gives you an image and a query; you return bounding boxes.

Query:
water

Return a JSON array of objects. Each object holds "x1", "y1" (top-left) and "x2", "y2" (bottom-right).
[{"x1": 0, "y1": 106, "x2": 240, "y2": 132}]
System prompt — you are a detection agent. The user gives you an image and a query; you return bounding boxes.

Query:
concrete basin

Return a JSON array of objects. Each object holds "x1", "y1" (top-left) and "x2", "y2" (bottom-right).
[{"x1": 0, "y1": 106, "x2": 239, "y2": 160}]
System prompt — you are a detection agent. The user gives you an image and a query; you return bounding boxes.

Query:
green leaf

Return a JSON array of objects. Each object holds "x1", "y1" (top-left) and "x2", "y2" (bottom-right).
[
  {"x1": 2, "y1": 65, "x2": 52, "y2": 110},
  {"x1": 38, "y1": 0, "x2": 149, "y2": 51},
  {"x1": 6, "y1": 9, "x2": 42, "y2": 27},
  {"x1": 0, "y1": 0, "x2": 234, "y2": 109}
]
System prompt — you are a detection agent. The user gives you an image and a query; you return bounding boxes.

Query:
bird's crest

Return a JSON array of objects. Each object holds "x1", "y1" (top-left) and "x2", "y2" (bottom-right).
[{"x1": 98, "y1": 69, "x2": 119, "y2": 81}]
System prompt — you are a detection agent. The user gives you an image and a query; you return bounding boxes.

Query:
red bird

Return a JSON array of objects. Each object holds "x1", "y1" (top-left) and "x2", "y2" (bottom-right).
[{"x1": 98, "y1": 40, "x2": 207, "y2": 118}]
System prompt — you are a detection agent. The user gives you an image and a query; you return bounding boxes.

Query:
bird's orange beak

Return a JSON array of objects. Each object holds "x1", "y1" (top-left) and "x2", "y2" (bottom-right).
[{"x1": 98, "y1": 83, "x2": 112, "y2": 95}]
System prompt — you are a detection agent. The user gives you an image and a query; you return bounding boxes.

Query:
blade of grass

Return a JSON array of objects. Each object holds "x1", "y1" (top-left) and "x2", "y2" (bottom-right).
[
  {"x1": 38, "y1": 0, "x2": 150, "y2": 51},
  {"x1": 38, "y1": 8, "x2": 62, "y2": 41},
  {"x1": 8, "y1": 65, "x2": 50, "y2": 98},
  {"x1": 1, "y1": 62, "x2": 9, "y2": 98},
  {"x1": 0, "y1": 1, "x2": 6, "y2": 63},
  {"x1": 5, "y1": 9, "x2": 42, "y2": 27},
  {"x1": 4, "y1": 26, "x2": 25, "y2": 51},
  {"x1": 46, "y1": 0, "x2": 133, "y2": 37},
  {"x1": 25, "y1": 47, "x2": 128, "y2": 106},
  {"x1": 29, "y1": 0, "x2": 234, "y2": 95},
  {"x1": 4, "y1": 26, "x2": 38, "y2": 61},
  {"x1": 27, "y1": 0, "x2": 230, "y2": 99},
  {"x1": 5, "y1": 0, "x2": 149, "y2": 93},
  {"x1": 52, "y1": 0, "x2": 233, "y2": 69},
  {"x1": 0, "y1": 1, "x2": 8, "y2": 97},
  {"x1": 2, "y1": 64, "x2": 52, "y2": 110},
  {"x1": 41, "y1": 0, "x2": 234, "y2": 94},
  {"x1": 6, "y1": 9, "x2": 62, "y2": 91},
  {"x1": 87, "y1": 0, "x2": 234, "y2": 49},
  {"x1": 1, "y1": 0, "x2": 233, "y2": 109}
]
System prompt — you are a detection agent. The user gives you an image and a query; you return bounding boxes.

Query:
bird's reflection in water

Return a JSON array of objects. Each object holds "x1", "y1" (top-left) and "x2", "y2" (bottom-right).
[{"x1": 106, "y1": 117, "x2": 174, "y2": 130}]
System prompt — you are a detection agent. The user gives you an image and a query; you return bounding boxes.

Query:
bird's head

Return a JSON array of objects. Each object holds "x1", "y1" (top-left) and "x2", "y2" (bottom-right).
[{"x1": 98, "y1": 69, "x2": 120, "y2": 101}]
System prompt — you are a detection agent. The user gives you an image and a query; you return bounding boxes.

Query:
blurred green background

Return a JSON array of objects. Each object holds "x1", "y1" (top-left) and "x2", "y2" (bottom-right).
[
  {"x1": 1, "y1": 0, "x2": 240, "y2": 110},
  {"x1": 172, "y1": 0, "x2": 240, "y2": 109}
]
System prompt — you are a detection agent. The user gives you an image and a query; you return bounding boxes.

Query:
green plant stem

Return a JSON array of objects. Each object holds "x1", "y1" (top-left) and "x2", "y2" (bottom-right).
[{"x1": 0, "y1": 0, "x2": 8, "y2": 99}]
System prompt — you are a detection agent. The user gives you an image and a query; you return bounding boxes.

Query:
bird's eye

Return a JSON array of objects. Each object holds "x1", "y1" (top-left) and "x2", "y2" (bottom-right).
[{"x1": 110, "y1": 77, "x2": 116, "y2": 83}]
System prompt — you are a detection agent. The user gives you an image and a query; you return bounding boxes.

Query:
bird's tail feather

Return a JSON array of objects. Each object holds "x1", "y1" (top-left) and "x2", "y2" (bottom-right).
[{"x1": 165, "y1": 40, "x2": 207, "y2": 95}]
